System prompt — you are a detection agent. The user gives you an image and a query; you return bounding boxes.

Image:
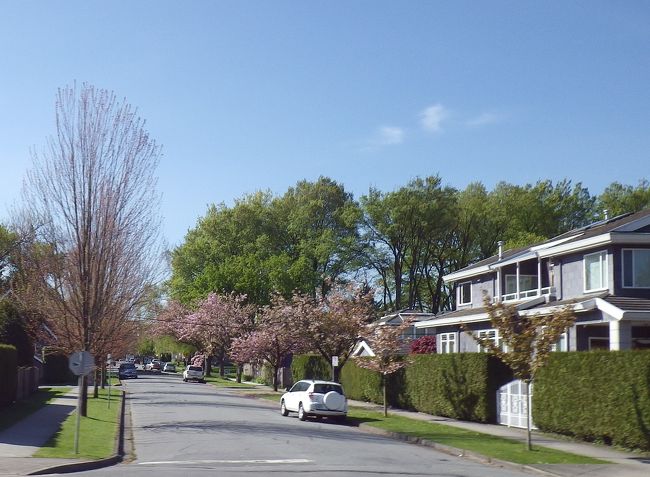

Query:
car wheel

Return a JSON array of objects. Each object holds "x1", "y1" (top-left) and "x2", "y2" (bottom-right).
[
  {"x1": 298, "y1": 403, "x2": 307, "y2": 421},
  {"x1": 183, "y1": 378, "x2": 187, "y2": 382},
  {"x1": 281, "y1": 400, "x2": 289, "y2": 417}
]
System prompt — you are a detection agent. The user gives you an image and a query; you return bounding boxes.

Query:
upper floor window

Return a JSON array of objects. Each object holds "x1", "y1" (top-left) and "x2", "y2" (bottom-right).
[
  {"x1": 584, "y1": 251, "x2": 608, "y2": 292},
  {"x1": 622, "y1": 249, "x2": 650, "y2": 288},
  {"x1": 505, "y1": 274, "x2": 538, "y2": 294},
  {"x1": 439, "y1": 332, "x2": 456, "y2": 354},
  {"x1": 477, "y1": 329, "x2": 498, "y2": 352},
  {"x1": 458, "y1": 281, "x2": 472, "y2": 305}
]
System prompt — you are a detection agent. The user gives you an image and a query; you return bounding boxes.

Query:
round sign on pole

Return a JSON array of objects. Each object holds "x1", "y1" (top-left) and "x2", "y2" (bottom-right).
[{"x1": 68, "y1": 351, "x2": 95, "y2": 376}]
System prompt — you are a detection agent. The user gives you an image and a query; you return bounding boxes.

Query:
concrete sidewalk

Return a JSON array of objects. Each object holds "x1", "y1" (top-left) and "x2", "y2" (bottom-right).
[
  {"x1": 0, "y1": 387, "x2": 81, "y2": 476},
  {"x1": 348, "y1": 398, "x2": 650, "y2": 477}
]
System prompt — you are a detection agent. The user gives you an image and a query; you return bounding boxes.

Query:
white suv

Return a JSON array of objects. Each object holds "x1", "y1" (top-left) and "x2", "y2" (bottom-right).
[
  {"x1": 182, "y1": 365, "x2": 205, "y2": 383},
  {"x1": 280, "y1": 380, "x2": 347, "y2": 421}
]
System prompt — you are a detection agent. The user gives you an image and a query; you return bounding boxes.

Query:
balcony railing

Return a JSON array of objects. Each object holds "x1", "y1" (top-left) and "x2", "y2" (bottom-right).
[{"x1": 501, "y1": 287, "x2": 554, "y2": 303}]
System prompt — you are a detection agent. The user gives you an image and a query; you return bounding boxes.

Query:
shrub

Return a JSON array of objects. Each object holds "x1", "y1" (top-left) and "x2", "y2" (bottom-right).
[
  {"x1": 534, "y1": 350, "x2": 650, "y2": 451},
  {"x1": 0, "y1": 344, "x2": 17, "y2": 407},
  {"x1": 290, "y1": 354, "x2": 331, "y2": 383},
  {"x1": 42, "y1": 353, "x2": 74, "y2": 385},
  {"x1": 410, "y1": 336, "x2": 437, "y2": 354}
]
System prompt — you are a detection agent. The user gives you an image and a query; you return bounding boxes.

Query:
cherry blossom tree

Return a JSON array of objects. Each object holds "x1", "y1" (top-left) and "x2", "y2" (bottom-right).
[
  {"x1": 354, "y1": 319, "x2": 413, "y2": 416},
  {"x1": 230, "y1": 294, "x2": 307, "y2": 391},
  {"x1": 296, "y1": 284, "x2": 375, "y2": 382}
]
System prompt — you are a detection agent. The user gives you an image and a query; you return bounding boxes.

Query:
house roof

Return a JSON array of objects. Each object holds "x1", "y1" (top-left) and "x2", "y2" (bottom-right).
[
  {"x1": 414, "y1": 292, "x2": 650, "y2": 329},
  {"x1": 444, "y1": 209, "x2": 650, "y2": 284}
]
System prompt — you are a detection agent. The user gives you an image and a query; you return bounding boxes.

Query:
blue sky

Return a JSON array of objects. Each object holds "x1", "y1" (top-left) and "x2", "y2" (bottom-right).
[{"x1": 1, "y1": 1, "x2": 649, "y2": 246}]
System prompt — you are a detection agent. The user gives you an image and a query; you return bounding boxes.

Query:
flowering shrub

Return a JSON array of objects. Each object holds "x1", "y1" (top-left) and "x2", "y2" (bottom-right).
[{"x1": 409, "y1": 335, "x2": 437, "y2": 354}]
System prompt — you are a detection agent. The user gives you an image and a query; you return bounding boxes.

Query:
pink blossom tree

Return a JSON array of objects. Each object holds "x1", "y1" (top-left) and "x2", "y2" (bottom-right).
[
  {"x1": 354, "y1": 319, "x2": 413, "y2": 416},
  {"x1": 296, "y1": 284, "x2": 375, "y2": 382},
  {"x1": 230, "y1": 294, "x2": 307, "y2": 391}
]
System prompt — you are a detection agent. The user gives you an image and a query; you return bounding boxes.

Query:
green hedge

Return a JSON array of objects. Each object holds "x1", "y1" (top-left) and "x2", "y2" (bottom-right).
[
  {"x1": 292, "y1": 353, "x2": 512, "y2": 423},
  {"x1": 534, "y1": 350, "x2": 650, "y2": 451},
  {"x1": 290, "y1": 354, "x2": 331, "y2": 383},
  {"x1": 0, "y1": 344, "x2": 17, "y2": 407}
]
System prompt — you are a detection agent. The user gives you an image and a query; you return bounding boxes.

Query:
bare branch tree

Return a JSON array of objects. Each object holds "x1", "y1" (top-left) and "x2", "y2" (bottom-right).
[{"x1": 14, "y1": 83, "x2": 163, "y2": 415}]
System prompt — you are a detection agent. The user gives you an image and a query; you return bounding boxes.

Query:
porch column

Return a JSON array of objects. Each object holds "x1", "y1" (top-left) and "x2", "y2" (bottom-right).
[
  {"x1": 537, "y1": 258, "x2": 542, "y2": 296},
  {"x1": 609, "y1": 320, "x2": 632, "y2": 350},
  {"x1": 516, "y1": 262, "x2": 520, "y2": 299},
  {"x1": 496, "y1": 268, "x2": 501, "y2": 302}
]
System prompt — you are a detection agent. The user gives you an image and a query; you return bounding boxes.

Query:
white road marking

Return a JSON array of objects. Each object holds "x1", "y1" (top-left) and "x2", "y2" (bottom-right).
[{"x1": 138, "y1": 458, "x2": 312, "y2": 466}]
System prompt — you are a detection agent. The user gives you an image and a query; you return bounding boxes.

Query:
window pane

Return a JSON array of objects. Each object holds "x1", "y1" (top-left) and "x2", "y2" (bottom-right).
[
  {"x1": 585, "y1": 253, "x2": 603, "y2": 290},
  {"x1": 623, "y1": 250, "x2": 633, "y2": 287},
  {"x1": 505, "y1": 276, "x2": 516, "y2": 294},
  {"x1": 635, "y1": 250, "x2": 650, "y2": 287},
  {"x1": 460, "y1": 282, "x2": 471, "y2": 304}
]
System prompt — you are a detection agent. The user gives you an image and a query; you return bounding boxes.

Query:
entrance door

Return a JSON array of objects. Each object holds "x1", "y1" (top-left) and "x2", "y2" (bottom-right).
[{"x1": 497, "y1": 380, "x2": 535, "y2": 429}]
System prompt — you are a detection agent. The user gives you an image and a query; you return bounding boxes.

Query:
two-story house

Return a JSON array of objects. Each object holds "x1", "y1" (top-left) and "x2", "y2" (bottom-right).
[{"x1": 415, "y1": 209, "x2": 650, "y2": 353}]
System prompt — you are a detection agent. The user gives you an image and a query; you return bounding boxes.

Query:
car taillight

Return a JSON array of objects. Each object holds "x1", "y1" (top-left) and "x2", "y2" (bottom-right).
[{"x1": 308, "y1": 392, "x2": 317, "y2": 401}]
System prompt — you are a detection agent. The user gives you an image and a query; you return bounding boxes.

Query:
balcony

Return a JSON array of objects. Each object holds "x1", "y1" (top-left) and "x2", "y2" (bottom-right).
[{"x1": 501, "y1": 286, "x2": 554, "y2": 303}]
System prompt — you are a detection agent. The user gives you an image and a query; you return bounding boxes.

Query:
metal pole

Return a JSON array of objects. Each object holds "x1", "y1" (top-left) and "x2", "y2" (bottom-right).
[{"x1": 74, "y1": 374, "x2": 82, "y2": 454}]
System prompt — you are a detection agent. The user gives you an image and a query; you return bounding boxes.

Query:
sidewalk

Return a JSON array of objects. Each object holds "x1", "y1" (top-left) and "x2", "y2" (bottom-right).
[
  {"x1": 348, "y1": 398, "x2": 650, "y2": 477},
  {"x1": 0, "y1": 387, "x2": 81, "y2": 476}
]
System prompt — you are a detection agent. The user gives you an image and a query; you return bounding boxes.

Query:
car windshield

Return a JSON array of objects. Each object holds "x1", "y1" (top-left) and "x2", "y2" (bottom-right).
[
  {"x1": 313, "y1": 384, "x2": 343, "y2": 394},
  {"x1": 189, "y1": 366, "x2": 202, "y2": 372}
]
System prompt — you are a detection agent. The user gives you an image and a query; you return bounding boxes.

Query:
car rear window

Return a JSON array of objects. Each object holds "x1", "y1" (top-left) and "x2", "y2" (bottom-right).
[
  {"x1": 119, "y1": 363, "x2": 135, "y2": 369},
  {"x1": 189, "y1": 366, "x2": 203, "y2": 372},
  {"x1": 313, "y1": 384, "x2": 343, "y2": 394}
]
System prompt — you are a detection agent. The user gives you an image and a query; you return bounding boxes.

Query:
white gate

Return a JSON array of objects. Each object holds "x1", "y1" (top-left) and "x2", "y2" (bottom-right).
[{"x1": 497, "y1": 380, "x2": 536, "y2": 429}]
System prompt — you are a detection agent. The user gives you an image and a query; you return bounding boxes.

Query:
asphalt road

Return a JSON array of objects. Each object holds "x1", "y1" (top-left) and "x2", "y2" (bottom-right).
[{"x1": 77, "y1": 373, "x2": 531, "y2": 477}]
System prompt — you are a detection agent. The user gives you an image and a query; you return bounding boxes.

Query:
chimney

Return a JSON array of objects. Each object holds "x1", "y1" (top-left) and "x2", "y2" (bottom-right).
[
  {"x1": 497, "y1": 240, "x2": 504, "y2": 260},
  {"x1": 603, "y1": 209, "x2": 609, "y2": 220}
]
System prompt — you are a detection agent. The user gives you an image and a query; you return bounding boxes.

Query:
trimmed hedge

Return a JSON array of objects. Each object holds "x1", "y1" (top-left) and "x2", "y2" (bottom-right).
[
  {"x1": 534, "y1": 350, "x2": 650, "y2": 451},
  {"x1": 0, "y1": 344, "x2": 18, "y2": 407},
  {"x1": 292, "y1": 353, "x2": 512, "y2": 423},
  {"x1": 42, "y1": 354, "x2": 74, "y2": 385}
]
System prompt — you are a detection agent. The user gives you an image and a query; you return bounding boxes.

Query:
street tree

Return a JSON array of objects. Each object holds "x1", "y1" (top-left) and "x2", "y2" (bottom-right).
[
  {"x1": 465, "y1": 296, "x2": 575, "y2": 450},
  {"x1": 230, "y1": 294, "x2": 307, "y2": 391},
  {"x1": 296, "y1": 284, "x2": 375, "y2": 382},
  {"x1": 354, "y1": 318, "x2": 413, "y2": 416},
  {"x1": 14, "y1": 84, "x2": 163, "y2": 415}
]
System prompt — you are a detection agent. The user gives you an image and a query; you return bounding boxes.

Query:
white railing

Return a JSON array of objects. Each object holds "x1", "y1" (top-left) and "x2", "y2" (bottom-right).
[{"x1": 501, "y1": 287, "x2": 553, "y2": 303}]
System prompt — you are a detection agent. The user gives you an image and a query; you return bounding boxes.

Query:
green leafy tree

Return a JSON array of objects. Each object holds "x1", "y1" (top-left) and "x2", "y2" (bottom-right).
[{"x1": 597, "y1": 180, "x2": 650, "y2": 217}]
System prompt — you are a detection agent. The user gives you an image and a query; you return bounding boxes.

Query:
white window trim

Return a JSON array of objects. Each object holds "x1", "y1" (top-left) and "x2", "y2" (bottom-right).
[
  {"x1": 583, "y1": 250, "x2": 608, "y2": 293},
  {"x1": 477, "y1": 328, "x2": 499, "y2": 352},
  {"x1": 458, "y1": 281, "x2": 472, "y2": 306},
  {"x1": 438, "y1": 332, "x2": 457, "y2": 354},
  {"x1": 622, "y1": 248, "x2": 650, "y2": 289}
]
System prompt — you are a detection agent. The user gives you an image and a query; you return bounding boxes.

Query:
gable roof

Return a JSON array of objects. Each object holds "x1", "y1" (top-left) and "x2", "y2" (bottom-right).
[{"x1": 444, "y1": 209, "x2": 650, "y2": 284}]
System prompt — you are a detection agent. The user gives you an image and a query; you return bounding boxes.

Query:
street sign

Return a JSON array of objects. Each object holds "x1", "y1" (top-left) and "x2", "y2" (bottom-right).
[
  {"x1": 68, "y1": 351, "x2": 95, "y2": 376},
  {"x1": 332, "y1": 356, "x2": 339, "y2": 367}
]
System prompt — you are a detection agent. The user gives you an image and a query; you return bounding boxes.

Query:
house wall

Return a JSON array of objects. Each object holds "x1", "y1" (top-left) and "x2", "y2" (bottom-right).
[
  {"x1": 556, "y1": 248, "x2": 614, "y2": 300},
  {"x1": 458, "y1": 274, "x2": 495, "y2": 309}
]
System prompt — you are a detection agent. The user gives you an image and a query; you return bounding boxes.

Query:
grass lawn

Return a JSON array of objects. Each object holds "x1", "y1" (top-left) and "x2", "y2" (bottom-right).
[
  {"x1": 34, "y1": 387, "x2": 121, "y2": 460},
  {"x1": 348, "y1": 408, "x2": 607, "y2": 465},
  {"x1": 0, "y1": 387, "x2": 72, "y2": 432}
]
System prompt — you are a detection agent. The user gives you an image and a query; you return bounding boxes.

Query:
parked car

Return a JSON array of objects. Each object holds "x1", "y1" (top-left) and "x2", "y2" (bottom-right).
[
  {"x1": 118, "y1": 362, "x2": 138, "y2": 380},
  {"x1": 183, "y1": 365, "x2": 205, "y2": 383},
  {"x1": 163, "y1": 363, "x2": 176, "y2": 373},
  {"x1": 146, "y1": 360, "x2": 162, "y2": 371},
  {"x1": 280, "y1": 380, "x2": 347, "y2": 421}
]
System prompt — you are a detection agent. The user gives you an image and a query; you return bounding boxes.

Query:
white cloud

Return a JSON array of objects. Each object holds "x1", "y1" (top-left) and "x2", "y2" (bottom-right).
[
  {"x1": 377, "y1": 126, "x2": 404, "y2": 145},
  {"x1": 466, "y1": 112, "x2": 502, "y2": 127},
  {"x1": 420, "y1": 104, "x2": 448, "y2": 133}
]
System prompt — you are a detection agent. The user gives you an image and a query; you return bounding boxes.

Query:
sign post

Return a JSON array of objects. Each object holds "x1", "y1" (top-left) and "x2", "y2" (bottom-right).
[
  {"x1": 68, "y1": 351, "x2": 95, "y2": 455},
  {"x1": 331, "y1": 356, "x2": 339, "y2": 382}
]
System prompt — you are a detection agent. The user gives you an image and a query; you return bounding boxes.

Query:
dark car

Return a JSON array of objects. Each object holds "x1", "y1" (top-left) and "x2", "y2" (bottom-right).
[{"x1": 118, "y1": 362, "x2": 138, "y2": 379}]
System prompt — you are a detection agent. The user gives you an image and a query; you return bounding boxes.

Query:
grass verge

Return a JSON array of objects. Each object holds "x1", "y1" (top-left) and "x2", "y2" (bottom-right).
[
  {"x1": 204, "y1": 375, "x2": 259, "y2": 388},
  {"x1": 348, "y1": 408, "x2": 607, "y2": 465},
  {"x1": 34, "y1": 387, "x2": 121, "y2": 460},
  {"x1": 0, "y1": 387, "x2": 72, "y2": 432}
]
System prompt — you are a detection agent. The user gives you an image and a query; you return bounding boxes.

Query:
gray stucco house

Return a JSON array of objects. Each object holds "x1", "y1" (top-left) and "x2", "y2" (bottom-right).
[{"x1": 414, "y1": 209, "x2": 650, "y2": 353}]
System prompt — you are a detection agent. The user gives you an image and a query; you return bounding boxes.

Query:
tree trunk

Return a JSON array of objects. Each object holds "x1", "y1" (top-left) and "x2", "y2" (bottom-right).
[
  {"x1": 80, "y1": 375, "x2": 88, "y2": 416},
  {"x1": 236, "y1": 364, "x2": 243, "y2": 383},
  {"x1": 93, "y1": 368, "x2": 99, "y2": 398},
  {"x1": 383, "y1": 374, "x2": 388, "y2": 417},
  {"x1": 272, "y1": 365, "x2": 279, "y2": 392},
  {"x1": 205, "y1": 355, "x2": 212, "y2": 376}
]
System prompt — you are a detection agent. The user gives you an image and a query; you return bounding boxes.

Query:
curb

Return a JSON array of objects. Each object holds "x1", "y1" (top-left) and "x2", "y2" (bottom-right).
[
  {"x1": 29, "y1": 389, "x2": 126, "y2": 475},
  {"x1": 357, "y1": 423, "x2": 561, "y2": 477}
]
